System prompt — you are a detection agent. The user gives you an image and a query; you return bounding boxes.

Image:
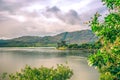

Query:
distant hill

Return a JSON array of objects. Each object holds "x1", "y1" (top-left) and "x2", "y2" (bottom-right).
[{"x1": 0, "y1": 30, "x2": 98, "y2": 47}]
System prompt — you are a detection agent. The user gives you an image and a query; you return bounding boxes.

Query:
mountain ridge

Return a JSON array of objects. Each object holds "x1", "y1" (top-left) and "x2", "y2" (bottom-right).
[{"x1": 0, "y1": 30, "x2": 98, "y2": 47}]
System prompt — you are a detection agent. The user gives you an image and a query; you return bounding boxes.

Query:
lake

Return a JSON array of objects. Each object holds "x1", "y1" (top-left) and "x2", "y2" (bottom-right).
[{"x1": 0, "y1": 47, "x2": 99, "y2": 80}]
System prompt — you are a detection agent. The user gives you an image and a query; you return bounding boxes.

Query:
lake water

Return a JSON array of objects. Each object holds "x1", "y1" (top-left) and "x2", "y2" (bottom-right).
[{"x1": 0, "y1": 47, "x2": 99, "y2": 80}]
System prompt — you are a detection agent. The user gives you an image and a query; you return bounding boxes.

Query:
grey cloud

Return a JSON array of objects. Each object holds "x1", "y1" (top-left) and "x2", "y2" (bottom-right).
[
  {"x1": 0, "y1": 0, "x2": 50, "y2": 14},
  {"x1": 46, "y1": 6, "x2": 60, "y2": 12},
  {"x1": 44, "y1": 6, "x2": 81, "y2": 25},
  {"x1": 43, "y1": 6, "x2": 60, "y2": 18},
  {"x1": 0, "y1": 0, "x2": 24, "y2": 12},
  {"x1": 0, "y1": 0, "x2": 107, "y2": 38},
  {"x1": 64, "y1": 10, "x2": 80, "y2": 25},
  {"x1": 55, "y1": 9, "x2": 81, "y2": 25}
]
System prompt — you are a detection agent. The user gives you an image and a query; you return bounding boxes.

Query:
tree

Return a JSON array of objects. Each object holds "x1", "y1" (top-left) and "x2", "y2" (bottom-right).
[
  {"x1": 88, "y1": 0, "x2": 120, "y2": 80},
  {"x1": 57, "y1": 41, "x2": 68, "y2": 48}
]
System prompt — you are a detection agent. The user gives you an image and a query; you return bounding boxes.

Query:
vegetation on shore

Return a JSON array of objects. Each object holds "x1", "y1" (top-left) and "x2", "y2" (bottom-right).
[
  {"x1": 57, "y1": 40, "x2": 102, "y2": 50},
  {"x1": 88, "y1": 0, "x2": 120, "y2": 80},
  {"x1": 1, "y1": 64, "x2": 73, "y2": 80}
]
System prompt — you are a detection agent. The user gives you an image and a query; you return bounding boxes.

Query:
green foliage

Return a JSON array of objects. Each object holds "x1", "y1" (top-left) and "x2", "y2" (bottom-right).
[
  {"x1": 2, "y1": 64, "x2": 73, "y2": 80},
  {"x1": 57, "y1": 41, "x2": 68, "y2": 48},
  {"x1": 67, "y1": 44, "x2": 78, "y2": 49},
  {"x1": 88, "y1": 0, "x2": 120, "y2": 80},
  {"x1": 67, "y1": 42, "x2": 102, "y2": 50},
  {"x1": 102, "y1": 0, "x2": 120, "y2": 9}
]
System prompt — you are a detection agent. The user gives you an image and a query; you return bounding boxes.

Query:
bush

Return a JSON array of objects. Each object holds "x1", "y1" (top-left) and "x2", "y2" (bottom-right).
[{"x1": 1, "y1": 64, "x2": 73, "y2": 80}]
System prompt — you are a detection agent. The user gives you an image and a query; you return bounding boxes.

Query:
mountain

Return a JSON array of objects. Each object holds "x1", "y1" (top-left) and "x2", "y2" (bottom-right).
[{"x1": 0, "y1": 30, "x2": 98, "y2": 47}]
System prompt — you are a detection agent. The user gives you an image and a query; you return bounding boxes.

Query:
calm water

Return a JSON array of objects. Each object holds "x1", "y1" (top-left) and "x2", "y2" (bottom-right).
[{"x1": 0, "y1": 47, "x2": 99, "y2": 80}]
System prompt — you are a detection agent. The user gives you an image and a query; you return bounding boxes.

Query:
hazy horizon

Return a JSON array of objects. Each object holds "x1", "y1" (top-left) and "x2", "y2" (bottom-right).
[{"x1": 0, "y1": 0, "x2": 108, "y2": 39}]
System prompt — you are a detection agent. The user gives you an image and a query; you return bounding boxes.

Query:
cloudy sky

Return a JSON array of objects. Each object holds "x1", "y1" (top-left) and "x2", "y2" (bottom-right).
[{"x1": 0, "y1": 0, "x2": 108, "y2": 39}]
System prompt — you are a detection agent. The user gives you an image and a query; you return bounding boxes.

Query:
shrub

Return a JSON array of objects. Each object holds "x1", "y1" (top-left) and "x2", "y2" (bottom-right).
[{"x1": 1, "y1": 64, "x2": 73, "y2": 80}]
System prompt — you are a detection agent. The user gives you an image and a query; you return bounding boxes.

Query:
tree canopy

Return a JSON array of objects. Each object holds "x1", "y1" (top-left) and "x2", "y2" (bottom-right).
[{"x1": 88, "y1": 0, "x2": 120, "y2": 80}]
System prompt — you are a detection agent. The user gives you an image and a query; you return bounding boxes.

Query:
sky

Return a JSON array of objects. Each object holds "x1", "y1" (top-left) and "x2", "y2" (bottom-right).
[{"x1": 0, "y1": 0, "x2": 108, "y2": 39}]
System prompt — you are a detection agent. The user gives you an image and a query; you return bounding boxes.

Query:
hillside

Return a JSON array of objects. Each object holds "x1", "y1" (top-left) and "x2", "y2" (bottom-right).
[{"x1": 0, "y1": 30, "x2": 98, "y2": 47}]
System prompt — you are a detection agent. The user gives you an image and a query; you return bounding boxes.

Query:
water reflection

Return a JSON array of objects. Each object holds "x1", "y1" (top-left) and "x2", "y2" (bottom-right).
[{"x1": 0, "y1": 47, "x2": 99, "y2": 80}]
